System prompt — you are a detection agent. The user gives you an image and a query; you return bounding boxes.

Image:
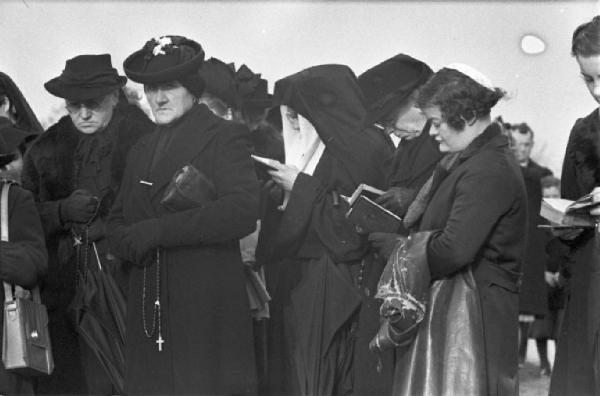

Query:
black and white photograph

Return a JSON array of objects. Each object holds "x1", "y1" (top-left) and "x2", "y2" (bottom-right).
[{"x1": 0, "y1": 1, "x2": 599, "y2": 395}]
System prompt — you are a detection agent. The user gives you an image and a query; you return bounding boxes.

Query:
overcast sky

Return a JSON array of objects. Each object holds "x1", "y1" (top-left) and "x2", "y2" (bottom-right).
[{"x1": 1, "y1": 0, "x2": 599, "y2": 175}]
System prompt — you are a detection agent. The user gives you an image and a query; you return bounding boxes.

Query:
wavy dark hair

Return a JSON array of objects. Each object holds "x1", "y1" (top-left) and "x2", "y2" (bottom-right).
[
  {"x1": 572, "y1": 15, "x2": 600, "y2": 57},
  {"x1": 417, "y1": 68, "x2": 505, "y2": 131}
]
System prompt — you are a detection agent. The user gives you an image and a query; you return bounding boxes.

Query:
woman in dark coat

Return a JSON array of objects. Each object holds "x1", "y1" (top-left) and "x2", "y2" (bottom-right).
[
  {"x1": 107, "y1": 35, "x2": 259, "y2": 395},
  {"x1": 257, "y1": 64, "x2": 387, "y2": 396},
  {"x1": 550, "y1": 15, "x2": 600, "y2": 396},
  {"x1": 22, "y1": 54, "x2": 153, "y2": 395},
  {"x1": 390, "y1": 65, "x2": 526, "y2": 396},
  {"x1": 0, "y1": 132, "x2": 48, "y2": 395}
]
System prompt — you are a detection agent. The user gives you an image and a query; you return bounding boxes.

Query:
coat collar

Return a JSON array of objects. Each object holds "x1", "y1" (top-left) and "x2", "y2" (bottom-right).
[
  {"x1": 565, "y1": 108, "x2": 600, "y2": 193},
  {"x1": 142, "y1": 103, "x2": 221, "y2": 199},
  {"x1": 456, "y1": 122, "x2": 507, "y2": 165}
]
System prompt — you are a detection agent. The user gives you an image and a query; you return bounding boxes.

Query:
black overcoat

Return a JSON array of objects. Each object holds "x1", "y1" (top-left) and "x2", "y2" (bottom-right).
[
  {"x1": 107, "y1": 104, "x2": 259, "y2": 395},
  {"x1": 550, "y1": 109, "x2": 600, "y2": 396},
  {"x1": 21, "y1": 104, "x2": 152, "y2": 394},
  {"x1": 414, "y1": 125, "x2": 527, "y2": 396},
  {"x1": 518, "y1": 160, "x2": 552, "y2": 316},
  {"x1": 0, "y1": 184, "x2": 47, "y2": 395}
]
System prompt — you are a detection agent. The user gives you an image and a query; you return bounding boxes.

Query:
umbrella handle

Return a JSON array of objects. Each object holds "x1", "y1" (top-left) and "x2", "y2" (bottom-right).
[{"x1": 92, "y1": 242, "x2": 103, "y2": 272}]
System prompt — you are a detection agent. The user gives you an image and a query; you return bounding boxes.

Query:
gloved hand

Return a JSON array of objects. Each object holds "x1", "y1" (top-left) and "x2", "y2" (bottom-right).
[
  {"x1": 59, "y1": 189, "x2": 98, "y2": 224},
  {"x1": 368, "y1": 232, "x2": 406, "y2": 260},
  {"x1": 86, "y1": 219, "x2": 106, "y2": 242},
  {"x1": 375, "y1": 187, "x2": 417, "y2": 217},
  {"x1": 121, "y1": 219, "x2": 161, "y2": 265}
]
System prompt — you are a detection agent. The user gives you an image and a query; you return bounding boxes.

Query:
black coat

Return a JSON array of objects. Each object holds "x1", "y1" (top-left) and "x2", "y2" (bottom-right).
[
  {"x1": 387, "y1": 128, "x2": 443, "y2": 192},
  {"x1": 21, "y1": 104, "x2": 152, "y2": 394},
  {"x1": 261, "y1": 65, "x2": 388, "y2": 396},
  {"x1": 416, "y1": 125, "x2": 527, "y2": 396},
  {"x1": 107, "y1": 104, "x2": 259, "y2": 395},
  {"x1": 518, "y1": 160, "x2": 552, "y2": 316},
  {"x1": 0, "y1": 184, "x2": 47, "y2": 395},
  {"x1": 550, "y1": 109, "x2": 600, "y2": 396}
]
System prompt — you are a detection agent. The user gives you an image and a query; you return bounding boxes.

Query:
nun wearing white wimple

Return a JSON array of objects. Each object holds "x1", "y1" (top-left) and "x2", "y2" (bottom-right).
[{"x1": 389, "y1": 64, "x2": 527, "y2": 396}]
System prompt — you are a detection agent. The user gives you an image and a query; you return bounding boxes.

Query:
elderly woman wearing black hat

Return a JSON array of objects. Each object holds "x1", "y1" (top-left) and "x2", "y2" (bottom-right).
[
  {"x1": 21, "y1": 54, "x2": 153, "y2": 394},
  {"x1": 107, "y1": 35, "x2": 259, "y2": 395},
  {"x1": 0, "y1": 131, "x2": 47, "y2": 396},
  {"x1": 358, "y1": 54, "x2": 440, "y2": 221}
]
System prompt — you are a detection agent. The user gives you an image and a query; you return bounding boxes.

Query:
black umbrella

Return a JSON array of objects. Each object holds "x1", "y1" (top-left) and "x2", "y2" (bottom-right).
[{"x1": 69, "y1": 242, "x2": 126, "y2": 393}]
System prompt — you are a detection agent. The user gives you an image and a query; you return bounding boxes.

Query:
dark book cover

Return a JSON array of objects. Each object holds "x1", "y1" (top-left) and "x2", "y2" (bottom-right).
[{"x1": 346, "y1": 195, "x2": 404, "y2": 234}]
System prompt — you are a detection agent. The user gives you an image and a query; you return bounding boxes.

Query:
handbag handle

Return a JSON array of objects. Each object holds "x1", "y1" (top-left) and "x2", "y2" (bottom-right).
[{"x1": 1, "y1": 183, "x2": 42, "y2": 304}]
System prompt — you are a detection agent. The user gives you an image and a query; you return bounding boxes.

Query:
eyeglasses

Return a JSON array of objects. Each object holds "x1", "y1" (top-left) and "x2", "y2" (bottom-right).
[
  {"x1": 374, "y1": 122, "x2": 421, "y2": 138},
  {"x1": 65, "y1": 97, "x2": 107, "y2": 114}
]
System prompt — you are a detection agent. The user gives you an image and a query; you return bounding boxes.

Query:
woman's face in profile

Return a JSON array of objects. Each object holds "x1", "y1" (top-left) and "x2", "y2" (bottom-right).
[
  {"x1": 576, "y1": 54, "x2": 600, "y2": 104},
  {"x1": 423, "y1": 106, "x2": 470, "y2": 153}
]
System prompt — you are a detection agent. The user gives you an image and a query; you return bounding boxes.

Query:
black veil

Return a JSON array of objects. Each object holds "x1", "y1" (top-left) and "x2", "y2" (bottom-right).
[{"x1": 0, "y1": 72, "x2": 43, "y2": 134}]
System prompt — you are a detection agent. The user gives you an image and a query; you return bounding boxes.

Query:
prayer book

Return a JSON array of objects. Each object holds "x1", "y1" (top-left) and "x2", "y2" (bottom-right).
[
  {"x1": 540, "y1": 194, "x2": 597, "y2": 229},
  {"x1": 345, "y1": 184, "x2": 404, "y2": 234}
]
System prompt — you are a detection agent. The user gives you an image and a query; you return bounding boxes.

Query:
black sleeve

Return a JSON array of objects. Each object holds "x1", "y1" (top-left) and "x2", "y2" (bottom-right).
[
  {"x1": 427, "y1": 169, "x2": 517, "y2": 279},
  {"x1": 0, "y1": 186, "x2": 48, "y2": 288},
  {"x1": 21, "y1": 146, "x2": 66, "y2": 237}
]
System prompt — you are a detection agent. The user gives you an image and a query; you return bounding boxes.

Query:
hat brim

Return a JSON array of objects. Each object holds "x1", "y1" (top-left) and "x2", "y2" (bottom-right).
[
  {"x1": 124, "y1": 51, "x2": 204, "y2": 85},
  {"x1": 44, "y1": 76, "x2": 127, "y2": 101}
]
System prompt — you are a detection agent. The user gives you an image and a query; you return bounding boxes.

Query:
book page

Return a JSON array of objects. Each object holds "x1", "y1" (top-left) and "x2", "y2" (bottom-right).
[
  {"x1": 348, "y1": 183, "x2": 386, "y2": 206},
  {"x1": 542, "y1": 198, "x2": 573, "y2": 214}
]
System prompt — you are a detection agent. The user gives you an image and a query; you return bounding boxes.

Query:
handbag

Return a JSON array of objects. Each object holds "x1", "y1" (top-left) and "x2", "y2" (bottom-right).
[
  {"x1": 160, "y1": 164, "x2": 216, "y2": 211},
  {"x1": 1, "y1": 182, "x2": 54, "y2": 376},
  {"x1": 369, "y1": 231, "x2": 431, "y2": 351}
]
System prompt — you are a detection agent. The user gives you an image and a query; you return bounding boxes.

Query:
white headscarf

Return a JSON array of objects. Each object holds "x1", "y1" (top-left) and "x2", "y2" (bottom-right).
[
  {"x1": 278, "y1": 105, "x2": 326, "y2": 210},
  {"x1": 280, "y1": 105, "x2": 326, "y2": 176}
]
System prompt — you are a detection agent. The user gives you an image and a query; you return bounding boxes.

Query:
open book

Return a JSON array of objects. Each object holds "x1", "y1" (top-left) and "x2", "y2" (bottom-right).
[
  {"x1": 540, "y1": 194, "x2": 598, "y2": 229},
  {"x1": 344, "y1": 184, "x2": 404, "y2": 234}
]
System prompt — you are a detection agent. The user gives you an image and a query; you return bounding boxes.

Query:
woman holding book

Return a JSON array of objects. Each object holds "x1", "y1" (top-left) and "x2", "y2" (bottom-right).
[
  {"x1": 551, "y1": 15, "x2": 600, "y2": 396},
  {"x1": 382, "y1": 64, "x2": 527, "y2": 396},
  {"x1": 256, "y1": 64, "x2": 388, "y2": 396}
]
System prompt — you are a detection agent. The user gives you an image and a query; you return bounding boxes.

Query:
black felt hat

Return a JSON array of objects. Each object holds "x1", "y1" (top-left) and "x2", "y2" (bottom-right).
[
  {"x1": 199, "y1": 58, "x2": 240, "y2": 109},
  {"x1": 235, "y1": 64, "x2": 272, "y2": 114},
  {"x1": 45, "y1": 54, "x2": 127, "y2": 101},
  {"x1": 358, "y1": 54, "x2": 433, "y2": 125},
  {"x1": 123, "y1": 36, "x2": 205, "y2": 96}
]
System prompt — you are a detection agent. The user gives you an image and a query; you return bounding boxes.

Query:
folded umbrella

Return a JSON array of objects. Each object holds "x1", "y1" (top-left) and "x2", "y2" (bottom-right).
[{"x1": 69, "y1": 242, "x2": 126, "y2": 393}]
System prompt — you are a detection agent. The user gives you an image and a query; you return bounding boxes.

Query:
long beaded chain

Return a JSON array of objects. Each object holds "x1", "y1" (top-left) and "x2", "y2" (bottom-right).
[
  {"x1": 74, "y1": 227, "x2": 90, "y2": 288},
  {"x1": 142, "y1": 249, "x2": 164, "y2": 351}
]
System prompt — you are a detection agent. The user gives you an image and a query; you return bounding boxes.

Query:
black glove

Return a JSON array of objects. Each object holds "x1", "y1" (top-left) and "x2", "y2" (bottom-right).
[
  {"x1": 368, "y1": 232, "x2": 406, "y2": 260},
  {"x1": 375, "y1": 187, "x2": 417, "y2": 217},
  {"x1": 86, "y1": 219, "x2": 106, "y2": 242},
  {"x1": 59, "y1": 189, "x2": 98, "y2": 224},
  {"x1": 122, "y1": 219, "x2": 161, "y2": 265}
]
